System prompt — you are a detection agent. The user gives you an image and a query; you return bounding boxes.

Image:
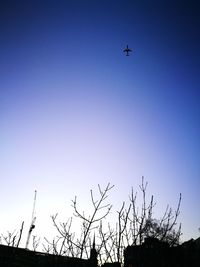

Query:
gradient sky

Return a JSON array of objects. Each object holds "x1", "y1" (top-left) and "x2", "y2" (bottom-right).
[{"x1": 0, "y1": 0, "x2": 200, "y2": 248}]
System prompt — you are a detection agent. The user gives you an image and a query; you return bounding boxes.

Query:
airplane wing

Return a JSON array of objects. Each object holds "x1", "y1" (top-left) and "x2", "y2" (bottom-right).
[
  {"x1": 123, "y1": 46, "x2": 132, "y2": 52},
  {"x1": 123, "y1": 45, "x2": 132, "y2": 55}
]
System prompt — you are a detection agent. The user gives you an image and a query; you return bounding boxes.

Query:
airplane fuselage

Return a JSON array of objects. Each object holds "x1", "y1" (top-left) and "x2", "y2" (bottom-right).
[{"x1": 123, "y1": 45, "x2": 132, "y2": 56}]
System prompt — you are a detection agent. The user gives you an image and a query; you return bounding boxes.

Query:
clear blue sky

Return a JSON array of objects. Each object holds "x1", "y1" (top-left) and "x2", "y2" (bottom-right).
[{"x1": 0, "y1": 0, "x2": 200, "y2": 247}]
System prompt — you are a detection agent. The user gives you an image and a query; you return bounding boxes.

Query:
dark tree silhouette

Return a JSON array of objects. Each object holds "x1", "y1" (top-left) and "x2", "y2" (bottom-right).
[
  {"x1": 0, "y1": 178, "x2": 181, "y2": 265},
  {"x1": 43, "y1": 178, "x2": 181, "y2": 265},
  {"x1": 0, "y1": 221, "x2": 24, "y2": 248}
]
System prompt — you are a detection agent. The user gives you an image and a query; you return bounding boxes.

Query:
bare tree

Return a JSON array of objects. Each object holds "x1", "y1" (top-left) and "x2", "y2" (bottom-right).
[
  {"x1": 1, "y1": 230, "x2": 18, "y2": 246},
  {"x1": 41, "y1": 178, "x2": 182, "y2": 265},
  {"x1": 127, "y1": 177, "x2": 182, "y2": 246},
  {"x1": 1, "y1": 179, "x2": 182, "y2": 266},
  {"x1": 0, "y1": 221, "x2": 24, "y2": 247},
  {"x1": 32, "y1": 235, "x2": 40, "y2": 251},
  {"x1": 44, "y1": 183, "x2": 114, "y2": 259},
  {"x1": 97, "y1": 177, "x2": 182, "y2": 264}
]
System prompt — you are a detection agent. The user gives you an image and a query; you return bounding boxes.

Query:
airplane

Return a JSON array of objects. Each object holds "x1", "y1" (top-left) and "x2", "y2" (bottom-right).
[{"x1": 123, "y1": 45, "x2": 132, "y2": 56}]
